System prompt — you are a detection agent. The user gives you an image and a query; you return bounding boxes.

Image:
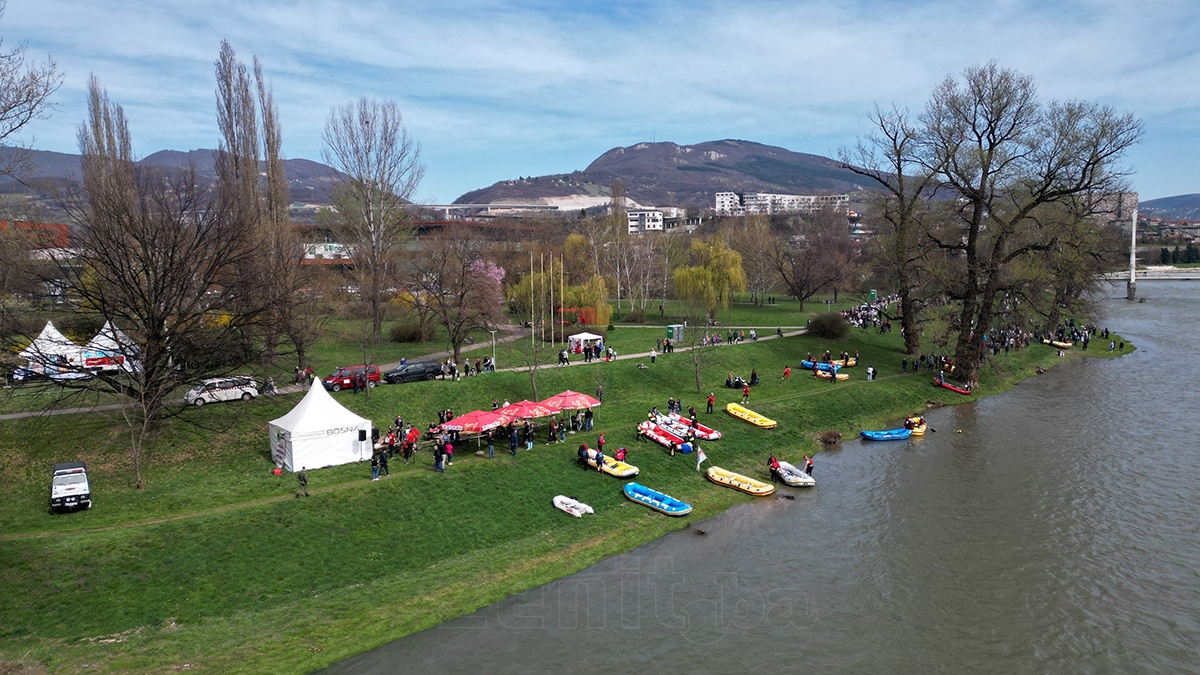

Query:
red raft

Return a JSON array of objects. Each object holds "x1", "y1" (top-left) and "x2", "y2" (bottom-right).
[
  {"x1": 933, "y1": 378, "x2": 971, "y2": 395},
  {"x1": 637, "y1": 421, "x2": 694, "y2": 452}
]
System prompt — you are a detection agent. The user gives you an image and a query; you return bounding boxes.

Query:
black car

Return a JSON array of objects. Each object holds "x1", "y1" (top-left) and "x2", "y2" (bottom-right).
[{"x1": 384, "y1": 361, "x2": 442, "y2": 384}]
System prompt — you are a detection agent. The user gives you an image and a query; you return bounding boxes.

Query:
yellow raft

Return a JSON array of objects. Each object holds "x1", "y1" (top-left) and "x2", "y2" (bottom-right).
[
  {"x1": 707, "y1": 466, "x2": 775, "y2": 496},
  {"x1": 1042, "y1": 339, "x2": 1073, "y2": 349},
  {"x1": 725, "y1": 403, "x2": 777, "y2": 429},
  {"x1": 585, "y1": 448, "x2": 639, "y2": 478},
  {"x1": 815, "y1": 370, "x2": 850, "y2": 381},
  {"x1": 911, "y1": 422, "x2": 928, "y2": 436}
]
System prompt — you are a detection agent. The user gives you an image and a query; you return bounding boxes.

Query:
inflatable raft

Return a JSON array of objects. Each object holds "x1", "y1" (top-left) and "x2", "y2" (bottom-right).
[
  {"x1": 775, "y1": 460, "x2": 815, "y2": 487},
  {"x1": 725, "y1": 403, "x2": 777, "y2": 429},
  {"x1": 860, "y1": 428, "x2": 913, "y2": 441},
  {"x1": 584, "y1": 447, "x2": 639, "y2": 478},
  {"x1": 800, "y1": 360, "x2": 840, "y2": 372},
  {"x1": 553, "y1": 495, "x2": 594, "y2": 518},
  {"x1": 1042, "y1": 339, "x2": 1073, "y2": 349},
  {"x1": 662, "y1": 412, "x2": 722, "y2": 440},
  {"x1": 637, "y1": 421, "x2": 687, "y2": 449},
  {"x1": 910, "y1": 421, "x2": 928, "y2": 436},
  {"x1": 815, "y1": 369, "x2": 849, "y2": 381},
  {"x1": 707, "y1": 466, "x2": 775, "y2": 496},
  {"x1": 623, "y1": 482, "x2": 692, "y2": 516},
  {"x1": 933, "y1": 378, "x2": 971, "y2": 395}
]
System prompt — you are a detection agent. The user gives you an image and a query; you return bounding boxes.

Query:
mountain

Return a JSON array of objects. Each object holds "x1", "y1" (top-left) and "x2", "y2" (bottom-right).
[
  {"x1": 455, "y1": 139, "x2": 881, "y2": 208},
  {"x1": 1139, "y1": 194, "x2": 1200, "y2": 221},
  {"x1": 0, "y1": 147, "x2": 343, "y2": 205}
]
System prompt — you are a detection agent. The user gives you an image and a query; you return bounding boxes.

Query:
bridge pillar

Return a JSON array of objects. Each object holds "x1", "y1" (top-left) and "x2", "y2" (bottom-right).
[{"x1": 1127, "y1": 280, "x2": 1137, "y2": 301}]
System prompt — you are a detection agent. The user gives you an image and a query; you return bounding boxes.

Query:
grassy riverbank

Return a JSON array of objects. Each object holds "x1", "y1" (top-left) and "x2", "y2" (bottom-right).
[{"x1": 0, "y1": 321, "x2": 1132, "y2": 673}]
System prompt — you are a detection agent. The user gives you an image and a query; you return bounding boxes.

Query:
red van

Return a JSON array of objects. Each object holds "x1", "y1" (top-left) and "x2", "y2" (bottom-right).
[{"x1": 322, "y1": 364, "x2": 380, "y2": 391}]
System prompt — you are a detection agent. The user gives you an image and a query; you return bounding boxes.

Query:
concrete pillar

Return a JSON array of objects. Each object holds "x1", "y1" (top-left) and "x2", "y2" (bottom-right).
[{"x1": 1127, "y1": 280, "x2": 1136, "y2": 301}]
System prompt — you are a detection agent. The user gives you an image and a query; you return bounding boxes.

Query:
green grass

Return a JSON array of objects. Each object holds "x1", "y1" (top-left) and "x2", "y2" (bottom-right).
[{"x1": 0, "y1": 312, "x2": 1135, "y2": 673}]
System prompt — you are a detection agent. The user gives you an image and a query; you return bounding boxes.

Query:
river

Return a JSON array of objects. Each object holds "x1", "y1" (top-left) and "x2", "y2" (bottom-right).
[{"x1": 329, "y1": 282, "x2": 1200, "y2": 674}]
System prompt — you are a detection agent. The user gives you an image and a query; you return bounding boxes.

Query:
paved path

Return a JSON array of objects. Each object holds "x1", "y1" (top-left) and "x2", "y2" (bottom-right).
[{"x1": 0, "y1": 326, "x2": 809, "y2": 421}]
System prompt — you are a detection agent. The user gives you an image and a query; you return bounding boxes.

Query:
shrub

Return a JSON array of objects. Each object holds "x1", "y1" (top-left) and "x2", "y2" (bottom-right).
[
  {"x1": 808, "y1": 312, "x2": 849, "y2": 340},
  {"x1": 627, "y1": 308, "x2": 645, "y2": 323},
  {"x1": 390, "y1": 322, "x2": 434, "y2": 343},
  {"x1": 607, "y1": 323, "x2": 615, "y2": 332}
]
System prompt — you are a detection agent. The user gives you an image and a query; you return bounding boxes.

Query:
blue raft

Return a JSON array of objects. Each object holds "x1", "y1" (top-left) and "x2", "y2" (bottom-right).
[
  {"x1": 623, "y1": 482, "x2": 693, "y2": 516},
  {"x1": 801, "y1": 360, "x2": 840, "y2": 372},
  {"x1": 860, "y1": 428, "x2": 914, "y2": 441}
]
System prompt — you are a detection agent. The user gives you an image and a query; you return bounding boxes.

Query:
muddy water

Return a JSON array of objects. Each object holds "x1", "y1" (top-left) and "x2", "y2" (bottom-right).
[{"x1": 330, "y1": 282, "x2": 1200, "y2": 674}]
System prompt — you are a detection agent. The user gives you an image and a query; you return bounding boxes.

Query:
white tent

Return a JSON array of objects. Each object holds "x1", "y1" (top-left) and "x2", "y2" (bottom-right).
[
  {"x1": 568, "y1": 332, "x2": 604, "y2": 341},
  {"x1": 268, "y1": 379, "x2": 373, "y2": 471},
  {"x1": 567, "y1": 331, "x2": 604, "y2": 354},
  {"x1": 17, "y1": 321, "x2": 84, "y2": 378},
  {"x1": 82, "y1": 320, "x2": 136, "y2": 372}
]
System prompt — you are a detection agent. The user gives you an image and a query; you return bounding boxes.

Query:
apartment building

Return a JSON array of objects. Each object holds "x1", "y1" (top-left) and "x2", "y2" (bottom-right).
[{"x1": 715, "y1": 191, "x2": 850, "y2": 216}]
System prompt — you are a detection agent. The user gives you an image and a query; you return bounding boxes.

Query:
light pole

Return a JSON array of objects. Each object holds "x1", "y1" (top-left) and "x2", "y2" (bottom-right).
[{"x1": 490, "y1": 330, "x2": 497, "y2": 371}]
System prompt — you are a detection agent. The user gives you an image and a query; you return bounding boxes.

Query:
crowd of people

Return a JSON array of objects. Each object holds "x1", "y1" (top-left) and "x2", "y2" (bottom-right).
[{"x1": 841, "y1": 294, "x2": 899, "y2": 332}]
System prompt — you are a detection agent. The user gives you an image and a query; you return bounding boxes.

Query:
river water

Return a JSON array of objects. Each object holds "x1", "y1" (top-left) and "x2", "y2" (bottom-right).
[{"x1": 330, "y1": 282, "x2": 1200, "y2": 674}]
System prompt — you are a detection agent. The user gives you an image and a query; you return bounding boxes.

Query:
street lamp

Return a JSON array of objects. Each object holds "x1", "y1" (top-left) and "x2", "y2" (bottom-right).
[{"x1": 490, "y1": 330, "x2": 497, "y2": 371}]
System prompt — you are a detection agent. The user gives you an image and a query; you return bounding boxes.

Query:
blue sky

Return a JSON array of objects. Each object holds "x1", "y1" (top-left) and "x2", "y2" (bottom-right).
[{"x1": 8, "y1": 0, "x2": 1200, "y2": 202}]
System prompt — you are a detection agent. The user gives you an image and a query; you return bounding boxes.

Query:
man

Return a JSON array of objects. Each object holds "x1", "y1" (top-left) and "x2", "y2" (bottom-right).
[
  {"x1": 598, "y1": 432, "x2": 606, "y2": 456},
  {"x1": 379, "y1": 447, "x2": 390, "y2": 476},
  {"x1": 707, "y1": 392, "x2": 715, "y2": 414},
  {"x1": 486, "y1": 428, "x2": 495, "y2": 459},
  {"x1": 584, "y1": 408, "x2": 594, "y2": 431},
  {"x1": 596, "y1": 384, "x2": 603, "y2": 402},
  {"x1": 523, "y1": 421, "x2": 534, "y2": 451},
  {"x1": 509, "y1": 425, "x2": 519, "y2": 456},
  {"x1": 296, "y1": 467, "x2": 309, "y2": 497},
  {"x1": 578, "y1": 442, "x2": 590, "y2": 468},
  {"x1": 742, "y1": 383, "x2": 750, "y2": 404},
  {"x1": 650, "y1": 348, "x2": 657, "y2": 364},
  {"x1": 433, "y1": 443, "x2": 445, "y2": 473}
]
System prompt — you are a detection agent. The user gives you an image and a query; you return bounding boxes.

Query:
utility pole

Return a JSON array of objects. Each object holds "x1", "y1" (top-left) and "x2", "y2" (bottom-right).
[{"x1": 1127, "y1": 200, "x2": 1138, "y2": 301}]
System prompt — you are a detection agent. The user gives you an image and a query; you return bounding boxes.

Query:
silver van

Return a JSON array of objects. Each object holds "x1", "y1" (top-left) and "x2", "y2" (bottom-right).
[{"x1": 185, "y1": 376, "x2": 259, "y2": 406}]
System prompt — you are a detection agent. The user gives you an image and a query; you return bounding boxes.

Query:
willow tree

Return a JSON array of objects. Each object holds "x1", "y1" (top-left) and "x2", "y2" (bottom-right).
[
  {"x1": 918, "y1": 62, "x2": 1142, "y2": 385},
  {"x1": 673, "y1": 237, "x2": 746, "y2": 321}
]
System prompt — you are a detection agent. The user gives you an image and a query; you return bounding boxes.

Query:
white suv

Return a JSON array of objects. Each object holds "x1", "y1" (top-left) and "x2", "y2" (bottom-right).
[{"x1": 185, "y1": 376, "x2": 259, "y2": 406}]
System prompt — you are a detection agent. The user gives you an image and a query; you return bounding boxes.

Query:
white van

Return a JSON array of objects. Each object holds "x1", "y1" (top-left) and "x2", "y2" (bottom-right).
[
  {"x1": 50, "y1": 461, "x2": 92, "y2": 512},
  {"x1": 185, "y1": 376, "x2": 259, "y2": 406}
]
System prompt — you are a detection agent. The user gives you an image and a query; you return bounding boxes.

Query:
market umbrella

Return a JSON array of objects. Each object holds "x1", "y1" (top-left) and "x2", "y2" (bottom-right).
[
  {"x1": 540, "y1": 390, "x2": 601, "y2": 410},
  {"x1": 440, "y1": 409, "x2": 512, "y2": 433},
  {"x1": 496, "y1": 399, "x2": 558, "y2": 419}
]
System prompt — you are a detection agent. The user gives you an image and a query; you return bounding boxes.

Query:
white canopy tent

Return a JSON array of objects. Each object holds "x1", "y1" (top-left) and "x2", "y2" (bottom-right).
[
  {"x1": 269, "y1": 379, "x2": 373, "y2": 472},
  {"x1": 17, "y1": 321, "x2": 84, "y2": 378},
  {"x1": 567, "y1": 331, "x2": 604, "y2": 354},
  {"x1": 82, "y1": 320, "x2": 137, "y2": 372}
]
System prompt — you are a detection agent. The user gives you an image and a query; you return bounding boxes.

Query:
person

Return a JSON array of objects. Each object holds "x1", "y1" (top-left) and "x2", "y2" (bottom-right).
[
  {"x1": 615, "y1": 447, "x2": 627, "y2": 462},
  {"x1": 650, "y1": 348, "x2": 657, "y2": 364},
  {"x1": 750, "y1": 369, "x2": 759, "y2": 386},
  {"x1": 578, "y1": 443, "x2": 589, "y2": 468},
  {"x1": 584, "y1": 408, "x2": 594, "y2": 431},
  {"x1": 1109, "y1": 340, "x2": 1116, "y2": 352},
  {"x1": 866, "y1": 366, "x2": 875, "y2": 381},
  {"x1": 296, "y1": 467, "x2": 309, "y2": 497},
  {"x1": 667, "y1": 397, "x2": 675, "y2": 415},
  {"x1": 379, "y1": 447, "x2": 390, "y2": 476},
  {"x1": 742, "y1": 383, "x2": 750, "y2": 404},
  {"x1": 548, "y1": 418, "x2": 558, "y2": 445},
  {"x1": 938, "y1": 370, "x2": 945, "y2": 384},
  {"x1": 707, "y1": 392, "x2": 715, "y2": 414},
  {"x1": 433, "y1": 443, "x2": 445, "y2": 473},
  {"x1": 492, "y1": 399, "x2": 499, "y2": 411},
  {"x1": 669, "y1": 441, "x2": 677, "y2": 457},
  {"x1": 804, "y1": 455, "x2": 814, "y2": 476},
  {"x1": 594, "y1": 449, "x2": 605, "y2": 472},
  {"x1": 509, "y1": 425, "x2": 519, "y2": 456},
  {"x1": 904, "y1": 415, "x2": 915, "y2": 430},
  {"x1": 777, "y1": 327, "x2": 783, "y2": 337},
  {"x1": 596, "y1": 384, "x2": 603, "y2": 402},
  {"x1": 486, "y1": 429, "x2": 495, "y2": 459},
  {"x1": 768, "y1": 454, "x2": 781, "y2": 482},
  {"x1": 352, "y1": 373, "x2": 360, "y2": 395},
  {"x1": 558, "y1": 418, "x2": 567, "y2": 443},
  {"x1": 598, "y1": 432, "x2": 606, "y2": 455},
  {"x1": 524, "y1": 421, "x2": 534, "y2": 451},
  {"x1": 370, "y1": 452, "x2": 380, "y2": 481},
  {"x1": 783, "y1": 365, "x2": 791, "y2": 380},
  {"x1": 688, "y1": 405, "x2": 697, "y2": 421}
]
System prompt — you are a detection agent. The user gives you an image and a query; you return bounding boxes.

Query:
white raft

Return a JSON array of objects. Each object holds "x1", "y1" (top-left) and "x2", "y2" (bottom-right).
[
  {"x1": 776, "y1": 461, "x2": 815, "y2": 487},
  {"x1": 553, "y1": 495, "x2": 595, "y2": 518}
]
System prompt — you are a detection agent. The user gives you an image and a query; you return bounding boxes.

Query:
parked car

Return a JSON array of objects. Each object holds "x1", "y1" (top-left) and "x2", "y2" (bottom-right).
[
  {"x1": 323, "y1": 364, "x2": 381, "y2": 391},
  {"x1": 184, "y1": 376, "x2": 259, "y2": 406},
  {"x1": 50, "y1": 461, "x2": 92, "y2": 513},
  {"x1": 383, "y1": 361, "x2": 442, "y2": 384}
]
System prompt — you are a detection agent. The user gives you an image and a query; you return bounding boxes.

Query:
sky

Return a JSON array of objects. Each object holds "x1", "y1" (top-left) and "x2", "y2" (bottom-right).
[{"x1": 7, "y1": 0, "x2": 1200, "y2": 203}]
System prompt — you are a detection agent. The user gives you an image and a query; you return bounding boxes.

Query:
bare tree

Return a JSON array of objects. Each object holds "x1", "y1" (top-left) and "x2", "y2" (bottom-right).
[
  {"x1": 406, "y1": 225, "x2": 504, "y2": 365},
  {"x1": 724, "y1": 215, "x2": 778, "y2": 306},
  {"x1": 918, "y1": 62, "x2": 1142, "y2": 385},
  {"x1": 323, "y1": 98, "x2": 424, "y2": 340},
  {"x1": 771, "y1": 209, "x2": 856, "y2": 310},
  {"x1": 0, "y1": 0, "x2": 61, "y2": 178},
  {"x1": 61, "y1": 76, "x2": 266, "y2": 488},
  {"x1": 842, "y1": 106, "x2": 940, "y2": 355}
]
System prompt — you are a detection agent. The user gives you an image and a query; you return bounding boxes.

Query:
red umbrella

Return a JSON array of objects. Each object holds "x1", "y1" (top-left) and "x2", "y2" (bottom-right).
[
  {"x1": 440, "y1": 409, "x2": 512, "y2": 433},
  {"x1": 496, "y1": 399, "x2": 558, "y2": 419},
  {"x1": 540, "y1": 390, "x2": 601, "y2": 410}
]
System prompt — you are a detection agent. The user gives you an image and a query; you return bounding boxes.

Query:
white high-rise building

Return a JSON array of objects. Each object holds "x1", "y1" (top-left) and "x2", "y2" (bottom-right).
[{"x1": 627, "y1": 210, "x2": 664, "y2": 234}]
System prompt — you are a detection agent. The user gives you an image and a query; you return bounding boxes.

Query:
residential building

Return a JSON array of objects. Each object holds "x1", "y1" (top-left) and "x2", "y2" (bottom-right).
[
  {"x1": 715, "y1": 192, "x2": 850, "y2": 216},
  {"x1": 627, "y1": 210, "x2": 664, "y2": 234}
]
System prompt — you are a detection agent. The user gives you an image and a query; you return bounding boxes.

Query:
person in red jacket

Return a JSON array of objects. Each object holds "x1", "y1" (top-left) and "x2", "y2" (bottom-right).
[
  {"x1": 783, "y1": 365, "x2": 791, "y2": 380},
  {"x1": 741, "y1": 383, "x2": 750, "y2": 404},
  {"x1": 597, "y1": 432, "x2": 606, "y2": 455},
  {"x1": 804, "y1": 455, "x2": 814, "y2": 476},
  {"x1": 706, "y1": 392, "x2": 715, "y2": 413}
]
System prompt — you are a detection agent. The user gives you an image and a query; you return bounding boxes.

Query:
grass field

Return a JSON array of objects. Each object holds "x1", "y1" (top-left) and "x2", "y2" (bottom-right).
[{"x1": 0, "y1": 303, "x2": 1133, "y2": 673}]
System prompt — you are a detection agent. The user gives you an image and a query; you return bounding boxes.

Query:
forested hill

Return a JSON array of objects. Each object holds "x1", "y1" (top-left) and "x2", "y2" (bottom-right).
[
  {"x1": 1139, "y1": 194, "x2": 1200, "y2": 221},
  {"x1": 454, "y1": 139, "x2": 880, "y2": 208}
]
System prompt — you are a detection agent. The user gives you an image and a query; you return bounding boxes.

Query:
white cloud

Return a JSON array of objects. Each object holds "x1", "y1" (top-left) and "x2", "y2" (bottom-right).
[{"x1": 6, "y1": 0, "x2": 1199, "y2": 201}]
